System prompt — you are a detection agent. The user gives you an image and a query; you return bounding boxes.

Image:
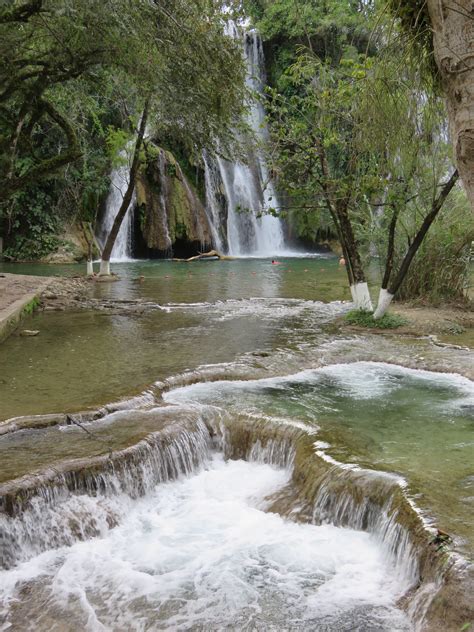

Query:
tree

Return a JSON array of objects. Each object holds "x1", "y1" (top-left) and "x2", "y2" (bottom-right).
[
  {"x1": 0, "y1": 0, "x2": 247, "y2": 269},
  {"x1": 262, "y1": 18, "x2": 463, "y2": 314},
  {"x1": 99, "y1": 98, "x2": 150, "y2": 275},
  {"x1": 265, "y1": 54, "x2": 382, "y2": 309},
  {"x1": 389, "y1": 0, "x2": 474, "y2": 212}
]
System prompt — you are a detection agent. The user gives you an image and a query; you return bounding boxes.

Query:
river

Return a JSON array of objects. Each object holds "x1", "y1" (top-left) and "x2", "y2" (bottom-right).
[{"x1": 0, "y1": 257, "x2": 472, "y2": 631}]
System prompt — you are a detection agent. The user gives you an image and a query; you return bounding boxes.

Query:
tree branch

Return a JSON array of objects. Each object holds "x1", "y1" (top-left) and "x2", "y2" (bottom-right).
[
  {"x1": 0, "y1": 0, "x2": 43, "y2": 24},
  {"x1": 0, "y1": 99, "x2": 81, "y2": 202},
  {"x1": 388, "y1": 170, "x2": 459, "y2": 295}
]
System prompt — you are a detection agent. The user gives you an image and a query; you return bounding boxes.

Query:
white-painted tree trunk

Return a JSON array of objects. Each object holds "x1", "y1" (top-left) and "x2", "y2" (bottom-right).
[
  {"x1": 373, "y1": 288, "x2": 394, "y2": 320},
  {"x1": 86, "y1": 260, "x2": 94, "y2": 276},
  {"x1": 99, "y1": 260, "x2": 111, "y2": 276},
  {"x1": 350, "y1": 282, "x2": 373, "y2": 311}
]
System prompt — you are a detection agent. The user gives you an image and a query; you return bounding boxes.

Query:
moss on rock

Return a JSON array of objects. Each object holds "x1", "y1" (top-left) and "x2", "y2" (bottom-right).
[{"x1": 137, "y1": 144, "x2": 212, "y2": 254}]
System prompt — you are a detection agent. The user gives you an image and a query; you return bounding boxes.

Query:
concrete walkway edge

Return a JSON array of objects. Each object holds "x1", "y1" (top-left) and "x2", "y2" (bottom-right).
[{"x1": 0, "y1": 276, "x2": 51, "y2": 343}]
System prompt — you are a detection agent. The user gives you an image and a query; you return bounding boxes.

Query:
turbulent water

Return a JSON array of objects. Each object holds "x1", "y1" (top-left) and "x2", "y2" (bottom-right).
[
  {"x1": 0, "y1": 259, "x2": 473, "y2": 630},
  {"x1": 165, "y1": 362, "x2": 474, "y2": 557},
  {"x1": 0, "y1": 457, "x2": 412, "y2": 631}
]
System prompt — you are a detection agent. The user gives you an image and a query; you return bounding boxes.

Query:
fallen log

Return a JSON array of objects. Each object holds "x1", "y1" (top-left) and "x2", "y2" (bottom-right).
[{"x1": 172, "y1": 249, "x2": 236, "y2": 262}]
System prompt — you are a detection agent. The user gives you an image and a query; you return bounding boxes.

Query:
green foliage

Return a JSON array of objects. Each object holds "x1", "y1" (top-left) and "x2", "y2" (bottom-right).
[
  {"x1": 0, "y1": 0, "x2": 247, "y2": 259},
  {"x1": 1, "y1": 185, "x2": 62, "y2": 260},
  {"x1": 345, "y1": 309, "x2": 408, "y2": 329},
  {"x1": 259, "y1": 0, "x2": 465, "y2": 301},
  {"x1": 387, "y1": 0, "x2": 437, "y2": 80},
  {"x1": 245, "y1": 0, "x2": 376, "y2": 96},
  {"x1": 395, "y1": 195, "x2": 474, "y2": 304},
  {"x1": 21, "y1": 297, "x2": 40, "y2": 317}
]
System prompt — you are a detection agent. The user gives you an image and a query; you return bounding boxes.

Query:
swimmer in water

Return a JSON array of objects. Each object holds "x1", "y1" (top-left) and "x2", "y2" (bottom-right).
[
  {"x1": 271, "y1": 259, "x2": 282, "y2": 264},
  {"x1": 339, "y1": 256, "x2": 346, "y2": 266}
]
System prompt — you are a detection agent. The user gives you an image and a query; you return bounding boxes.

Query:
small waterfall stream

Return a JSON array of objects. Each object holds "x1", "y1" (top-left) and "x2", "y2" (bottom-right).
[
  {"x1": 204, "y1": 23, "x2": 286, "y2": 257},
  {"x1": 98, "y1": 151, "x2": 135, "y2": 261},
  {"x1": 0, "y1": 413, "x2": 416, "y2": 631}
]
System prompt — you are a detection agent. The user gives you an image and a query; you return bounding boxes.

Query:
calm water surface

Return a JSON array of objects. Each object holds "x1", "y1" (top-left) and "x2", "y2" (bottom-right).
[{"x1": 0, "y1": 256, "x2": 351, "y2": 419}]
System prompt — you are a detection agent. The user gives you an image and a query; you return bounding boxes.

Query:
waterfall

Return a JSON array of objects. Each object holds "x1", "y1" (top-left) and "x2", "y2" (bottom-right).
[
  {"x1": 0, "y1": 404, "x2": 466, "y2": 631},
  {"x1": 204, "y1": 23, "x2": 286, "y2": 257},
  {"x1": 98, "y1": 150, "x2": 135, "y2": 261}
]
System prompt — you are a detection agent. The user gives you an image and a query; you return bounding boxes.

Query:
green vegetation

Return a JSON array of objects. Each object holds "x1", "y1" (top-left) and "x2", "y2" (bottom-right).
[
  {"x1": 345, "y1": 310, "x2": 408, "y2": 329},
  {"x1": 246, "y1": 0, "x2": 472, "y2": 311},
  {"x1": 0, "y1": 0, "x2": 246, "y2": 261},
  {"x1": 21, "y1": 296, "x2": 40, "y2": 317}
]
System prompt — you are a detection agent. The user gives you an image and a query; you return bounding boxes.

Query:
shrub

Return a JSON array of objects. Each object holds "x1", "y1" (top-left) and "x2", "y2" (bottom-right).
[{"x1": 345, "y1": 309, "x2": 408, "y2": 329}]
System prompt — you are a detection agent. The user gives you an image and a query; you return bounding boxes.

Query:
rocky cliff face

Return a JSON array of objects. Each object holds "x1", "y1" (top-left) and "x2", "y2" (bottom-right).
[{"x1": 136, "y1": 146, "x2": 213, "y2": 257}]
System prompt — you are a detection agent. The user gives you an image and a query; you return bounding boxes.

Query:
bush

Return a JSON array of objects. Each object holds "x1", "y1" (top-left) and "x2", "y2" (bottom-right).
[
  {"x1": 345, "y1": 309, "x2": 408, "y2": 329},
  {"x1": 396, "y1": 197, "x2": 473, "y2": 304}
]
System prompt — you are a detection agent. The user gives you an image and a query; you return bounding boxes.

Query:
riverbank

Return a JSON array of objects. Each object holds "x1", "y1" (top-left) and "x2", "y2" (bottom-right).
[
  {"x1": 0, "y1": 273, "x2": 52, "y2": 342},
  {"x1": 39, "y1": 275, "x2": 474, "y2": 351},
  {"x1": 339, "y1": 303, "x2": 474, "y2": 355},
  {"x1": 2, "y1": 270, "x2": 473, "y2": 350}
]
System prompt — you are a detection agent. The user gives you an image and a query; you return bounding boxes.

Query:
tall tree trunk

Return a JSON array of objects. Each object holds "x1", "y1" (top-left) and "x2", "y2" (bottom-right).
[
  {"x1": 427, "y1": 0, "x2": 474, "y2": 211},
  {"x1": 316, "y1": 139, "x2": 372, "y2": 310},
  {"x1": 373, "y1": 170, "x2": 459, "y2": 319},
  {"x1": 99, "y1": 98, "x2": 150, "y2": 275}
]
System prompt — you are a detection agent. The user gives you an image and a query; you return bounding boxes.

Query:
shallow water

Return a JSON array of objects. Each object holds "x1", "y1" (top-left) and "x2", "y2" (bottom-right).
[
  {"x1": 0, "y1": 257, "x2": 351, "y2": 420},
  {"x1": 0, "y1": 456, "x2": 411, "y2": 632},
  {"x1": 0, "y1": 257, "x2": 473, "y2": 629}
]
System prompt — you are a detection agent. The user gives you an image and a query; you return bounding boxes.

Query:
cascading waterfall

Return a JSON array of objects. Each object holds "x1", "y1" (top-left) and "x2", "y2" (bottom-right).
[
  {"x1": 0, "y1": 414, "x2": 414, "y2": 631},
  {"x1": 98, "y1": 149, "x2": 135, "y2": 261},
  {"x1": 204, "y1": 22, "x2": 286, "y2": 257},
  {"x1": 97, "y1": 24, "x2": 286, "y2": 260},
  {"x1": 1, "y1": 395, "x2": 470, "y2": 630}
]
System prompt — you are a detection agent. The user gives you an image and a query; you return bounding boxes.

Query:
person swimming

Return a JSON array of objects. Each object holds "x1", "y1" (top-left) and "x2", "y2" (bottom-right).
[{"x1": 271, "y1": 259, "x2": 282, "y2": 264}]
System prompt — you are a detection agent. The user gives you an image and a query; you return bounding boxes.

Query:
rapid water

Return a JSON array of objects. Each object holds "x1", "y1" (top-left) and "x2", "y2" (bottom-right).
[
  {"x1": 0, "y1": 259, "x2": 473, "y2": 629},
  {"x1": 0, "y1": 456, "x2": 412, "y2": 631},
  {"x1": 165, "y1": 362, "x2": 474, "y2": 558}
]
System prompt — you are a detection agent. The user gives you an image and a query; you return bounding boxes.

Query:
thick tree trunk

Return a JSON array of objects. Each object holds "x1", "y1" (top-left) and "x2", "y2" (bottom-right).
[
  {"x1": 427, "y1": 0, "x2": 474, "y2": 211},
  {"x1": 100, "y1": 97, "x2": 150, "y2": 274}
]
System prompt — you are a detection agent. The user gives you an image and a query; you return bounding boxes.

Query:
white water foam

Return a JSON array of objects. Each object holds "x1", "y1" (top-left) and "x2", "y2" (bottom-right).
[
  {"x1": 165, "y1": 361, "x2": 474, "y2": 409},
  {"x1": 0, "y1": 457, "x2": 411, "y2": 631}
]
